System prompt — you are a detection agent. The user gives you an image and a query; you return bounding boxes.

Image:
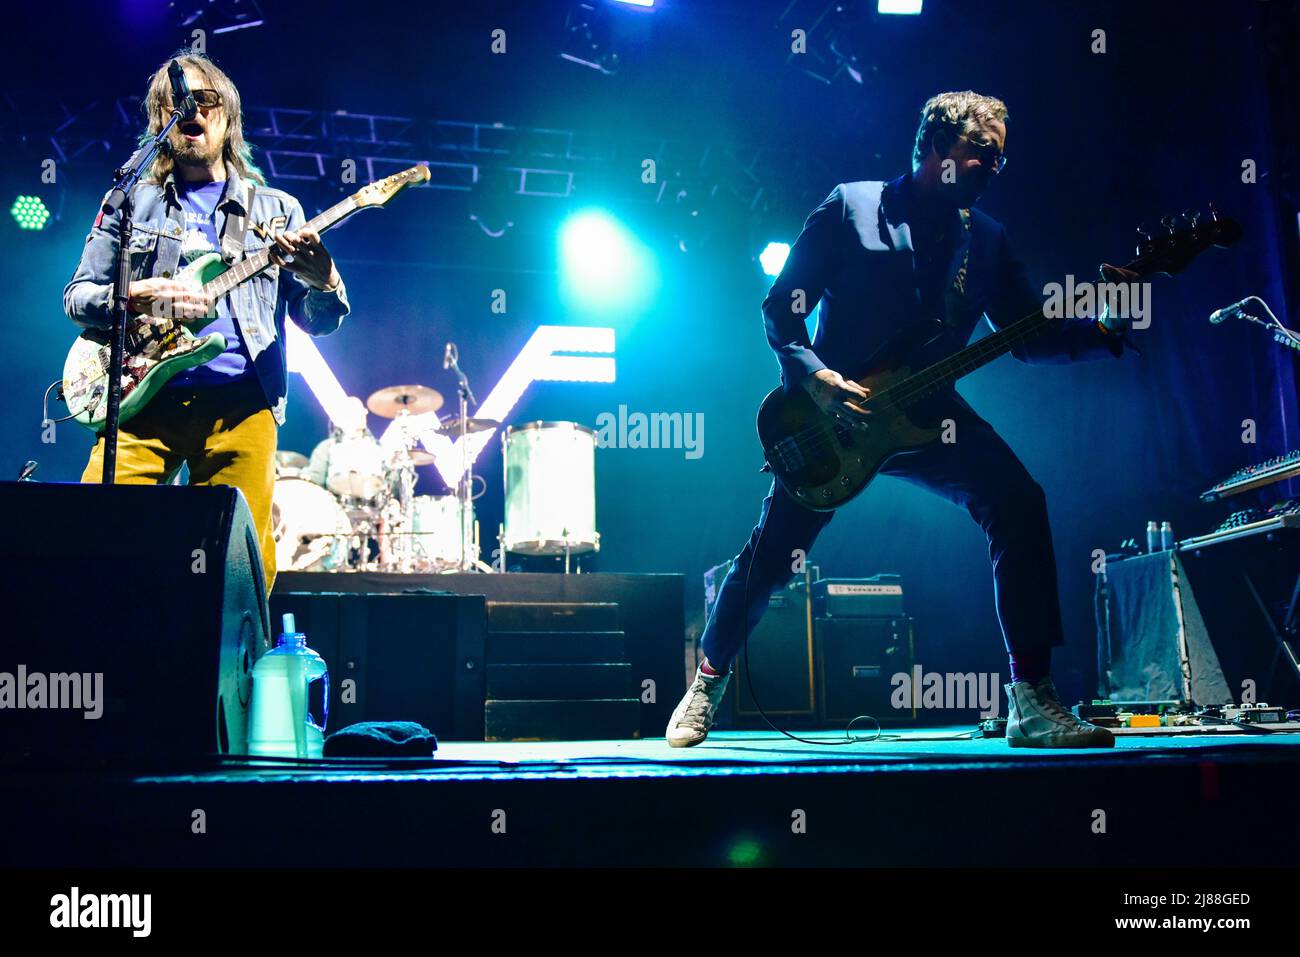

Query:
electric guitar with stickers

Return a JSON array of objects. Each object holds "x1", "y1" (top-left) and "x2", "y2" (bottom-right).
[{"x1": 62, "y1": 164, "x2": 430, "y2": 432}]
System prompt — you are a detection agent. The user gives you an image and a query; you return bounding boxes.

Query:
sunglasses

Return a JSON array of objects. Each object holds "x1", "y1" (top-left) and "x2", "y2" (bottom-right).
[
  {"x1": 168, "y1": 88, "x2": 224, "y2": 111},
  {"x1": 958, "y1": 132, "x2": 1007, "y2": 173}
]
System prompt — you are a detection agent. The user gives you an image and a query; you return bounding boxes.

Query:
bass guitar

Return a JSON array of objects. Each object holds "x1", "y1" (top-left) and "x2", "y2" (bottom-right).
[{"x1": 757, "y1": 209, "x2": 1242, "y2": 511}]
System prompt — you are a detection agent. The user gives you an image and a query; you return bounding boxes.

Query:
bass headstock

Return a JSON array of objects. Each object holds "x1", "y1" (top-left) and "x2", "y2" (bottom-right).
[{"x1": 1129, "y1": 206, "x2": 1242, "y2": 277}]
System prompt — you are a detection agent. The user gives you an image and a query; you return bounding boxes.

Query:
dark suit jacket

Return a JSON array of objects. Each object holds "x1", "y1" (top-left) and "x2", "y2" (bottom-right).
[{"x1": 762, "y1": 172, "x2": 1124, "y2": 391}]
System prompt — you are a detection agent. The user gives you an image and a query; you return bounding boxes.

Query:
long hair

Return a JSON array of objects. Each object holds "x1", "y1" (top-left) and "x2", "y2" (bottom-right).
[
  {"x1": 912, "y1": 91, "x2": 1009, "y2": 171},
  {"x1": 140, "y1": 51, "x2": 265, "y2": 185}
]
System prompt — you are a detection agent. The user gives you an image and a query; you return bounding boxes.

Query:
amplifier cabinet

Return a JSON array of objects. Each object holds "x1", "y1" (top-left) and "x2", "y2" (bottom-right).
[
  {"x1": 730, "y1": 567, "x2": 817, "y2": 719},
  {"x1": 816, "y1": 616, "x2": 916, "y2": 723}
]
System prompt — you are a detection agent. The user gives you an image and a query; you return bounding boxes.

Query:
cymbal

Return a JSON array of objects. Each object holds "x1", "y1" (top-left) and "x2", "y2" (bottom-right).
[
  {"x1": 366, "y1": 384, "x2": 444, "y2": 418},
  {"x1": 275, "y1": 450, "x2": 309, "y2": 470},
  {"x1": 433, "y1": 416, "x2": 501, "y2": 436}
]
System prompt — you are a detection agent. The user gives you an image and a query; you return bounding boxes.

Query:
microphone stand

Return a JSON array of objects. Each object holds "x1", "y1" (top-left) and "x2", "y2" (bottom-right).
[
  {"x1": 98, "y1": 107, "x2": 188, "y2": 483},
  {"x1": 1239, "y1": 297, "x2": 1300, "y2": 354},
  {"x1": 444, "y1": 344, "x2": 483, "y2": 571}
]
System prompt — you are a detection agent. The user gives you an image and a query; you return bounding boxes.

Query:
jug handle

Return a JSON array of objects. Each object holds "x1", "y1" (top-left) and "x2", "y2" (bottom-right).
[{"x1": 308, "y1": 671, "x2": 330, "y2": 733}]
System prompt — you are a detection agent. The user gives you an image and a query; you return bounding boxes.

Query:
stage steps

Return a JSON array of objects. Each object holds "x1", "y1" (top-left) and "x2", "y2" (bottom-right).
[{"x1": 485, "y1": 602, "x2": 640, "y2": 741}]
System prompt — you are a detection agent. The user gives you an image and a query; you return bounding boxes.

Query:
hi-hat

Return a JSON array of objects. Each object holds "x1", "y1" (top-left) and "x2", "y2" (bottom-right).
[
  {"x1": 366, "y1": 384, "x2": 444, "y2": 418},
  {"x1": 434, "y1": 416, "x2": 501, "y2": 436},
  {"x1": 275, "y1": 450, "x2": 309, "y2": 470},
  {"x1": 391, "y1": 448, "x2": 436, "y2": 466}
]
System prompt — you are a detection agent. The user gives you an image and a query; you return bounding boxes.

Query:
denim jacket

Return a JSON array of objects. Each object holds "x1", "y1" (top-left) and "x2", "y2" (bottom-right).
[{"x1": 63, "y1": 167, "x2": 350, "y2": 425}]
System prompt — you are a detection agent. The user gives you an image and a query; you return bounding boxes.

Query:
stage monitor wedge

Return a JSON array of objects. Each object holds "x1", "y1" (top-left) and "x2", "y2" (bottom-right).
[{"x1": 0, "y1": 482, "x2": 270, "y2": 765}]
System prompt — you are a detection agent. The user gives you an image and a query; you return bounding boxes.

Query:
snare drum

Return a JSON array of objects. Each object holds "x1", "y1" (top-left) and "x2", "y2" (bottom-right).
[
  {"x1": 271, "y1": 478, "x2": 351, "y2": 572},
  {"x1": 502, "y1": 421, "x2": 599, "y2": 555}
]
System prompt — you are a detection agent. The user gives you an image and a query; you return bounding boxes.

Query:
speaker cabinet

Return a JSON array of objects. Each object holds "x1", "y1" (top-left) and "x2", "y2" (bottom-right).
[
  {"x1": 0, "y1": 482, "x2": 269, "y2": 763},
  {"x1": 816, "y1": 616, "x2": 916, "y2": 723},
  {"x1": 731, "y1": 567, "x2": 817, "y2": 719},
  {"x1": 270, "y1": 592, "x2": 487, "y2": 740}
]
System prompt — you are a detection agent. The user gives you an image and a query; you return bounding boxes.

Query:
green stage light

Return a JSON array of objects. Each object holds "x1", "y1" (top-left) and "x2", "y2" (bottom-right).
[
  {"x1": 726, "y1": 838, "x2": 763, "y2": 867},
  {"x1": 11, "y1": 195, "x2": 50, "y2": 231}
]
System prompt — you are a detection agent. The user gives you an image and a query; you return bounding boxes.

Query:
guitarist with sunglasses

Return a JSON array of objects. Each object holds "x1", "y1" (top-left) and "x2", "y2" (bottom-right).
[
  {"x1": 64, "y1": 52, "x2": 349, "y2": 596},
  {"x1": 667, "y1": 91, "x2": 1139, "y2": 749}
]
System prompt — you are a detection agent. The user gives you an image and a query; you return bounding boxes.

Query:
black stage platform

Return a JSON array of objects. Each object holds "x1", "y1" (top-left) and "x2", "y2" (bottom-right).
[
  {"x1": 6, "y1": 729, "x2": 1299, "y2": 868},
  {"x1": 273, "y1": 570, "x2": 687, "y2": 740}
]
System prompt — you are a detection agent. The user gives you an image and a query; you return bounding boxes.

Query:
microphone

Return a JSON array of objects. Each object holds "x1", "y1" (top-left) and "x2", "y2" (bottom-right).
[
  {"x1": 1209, "y1": 298, "x2": 1251, "y2": 324},
  {"x1": 167, "y1": 60, "x2": 197, "y2": 121},
  {"x1": 17, "y1": 461, "x2": 38, "y2": 482}
]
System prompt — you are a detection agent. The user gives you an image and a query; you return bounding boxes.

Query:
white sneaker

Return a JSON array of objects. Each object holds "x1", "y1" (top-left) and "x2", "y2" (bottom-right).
[
  {"x1": 665, "y1": 666, "x2": 731, "y2": 748},
  {"x1": 1006, "y1": 678, "x2": 1115, "y2": 748}
]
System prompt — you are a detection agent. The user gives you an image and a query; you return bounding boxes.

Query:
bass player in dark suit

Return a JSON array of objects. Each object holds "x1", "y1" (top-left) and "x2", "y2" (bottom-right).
[{"x1": 667, "y1": 91, "x2": 1136, "y2": 749}]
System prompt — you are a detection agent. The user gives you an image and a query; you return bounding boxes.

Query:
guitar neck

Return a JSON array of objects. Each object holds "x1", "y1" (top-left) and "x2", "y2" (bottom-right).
[
  {"x1": 877, "y1": 210, "x2": 1246, "y2": 410},
  {"x1": 203, "y1": 196, "x2": 358, "y2": 298},
  {"x1": 885, "y1": 307, "x2": 1064, "y2": 408}
]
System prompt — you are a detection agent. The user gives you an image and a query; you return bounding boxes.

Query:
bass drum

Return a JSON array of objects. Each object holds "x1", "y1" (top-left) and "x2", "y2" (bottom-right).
[
  {"x1": 271, "y1": 478, "x2": 351, "y2": 572},
  {"x1": 502, "y1": 421, "x2": 599, "y2": 556}
]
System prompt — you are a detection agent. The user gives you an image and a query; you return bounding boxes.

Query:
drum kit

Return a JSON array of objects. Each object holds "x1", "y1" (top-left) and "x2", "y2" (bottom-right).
[{"x1": 271, "y1": 355, "x2": 602, "y2": 575}]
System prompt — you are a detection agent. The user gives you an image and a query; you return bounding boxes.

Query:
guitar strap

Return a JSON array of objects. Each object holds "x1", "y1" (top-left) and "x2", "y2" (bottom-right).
[{"x1": 219, "y1": 181, "x2": 258, "y2": 264}]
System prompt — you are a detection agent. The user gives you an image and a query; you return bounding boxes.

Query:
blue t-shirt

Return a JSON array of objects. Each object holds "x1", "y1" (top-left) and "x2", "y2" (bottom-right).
[{"x1": 166, "y1": 179, "x2": 255, "y2": 387}]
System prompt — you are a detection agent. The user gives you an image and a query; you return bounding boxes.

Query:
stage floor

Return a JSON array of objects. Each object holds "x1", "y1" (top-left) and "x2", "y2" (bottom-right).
[
  {"x1": 388, "y1": 726, "x2": 1300, "y2": 775},
  {"x1": 7, "y1": 728, "x2": 1300, "y2": 868}
]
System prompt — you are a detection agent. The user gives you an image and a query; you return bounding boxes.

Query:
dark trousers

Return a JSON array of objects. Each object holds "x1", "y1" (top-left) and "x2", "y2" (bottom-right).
[{"x1": 700, "y1": 406, "x2": 1065, "y2": 671}]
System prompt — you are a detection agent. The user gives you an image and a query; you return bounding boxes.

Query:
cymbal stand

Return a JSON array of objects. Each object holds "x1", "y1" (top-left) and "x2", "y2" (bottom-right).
[{"x1": 444, "y1": 343, "x2": 492, "y2": 572}]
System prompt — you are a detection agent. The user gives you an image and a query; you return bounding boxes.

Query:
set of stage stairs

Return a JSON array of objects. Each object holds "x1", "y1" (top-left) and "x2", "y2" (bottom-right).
[{"x1": 484, "y1": 601, "x2": 641, "y2": 741}]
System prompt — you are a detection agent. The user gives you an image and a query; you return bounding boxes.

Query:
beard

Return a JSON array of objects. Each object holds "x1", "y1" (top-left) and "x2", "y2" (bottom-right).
[{"x1": 169, "y1": 133, "x2": 223, "y2": 170}]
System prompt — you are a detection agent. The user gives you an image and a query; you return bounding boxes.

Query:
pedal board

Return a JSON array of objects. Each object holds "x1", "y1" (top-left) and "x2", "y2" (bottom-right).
[{"x1": 1072, "y1": 698, "x2": 1300, "y2": 734}]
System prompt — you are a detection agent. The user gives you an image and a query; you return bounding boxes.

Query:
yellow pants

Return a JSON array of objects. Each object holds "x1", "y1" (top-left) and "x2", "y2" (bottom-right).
[{"x1": 81, "y1": 377, "x2": 279, "y2": 595}]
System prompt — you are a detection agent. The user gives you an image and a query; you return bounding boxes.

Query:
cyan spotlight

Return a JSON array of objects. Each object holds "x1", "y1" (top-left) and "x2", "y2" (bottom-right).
[
  {"x1": 759, "y1": 242, "x2": 791, "y2": 277},
  {"x1": 559, "y1": 209, "x2": 658, "y2": 315}
]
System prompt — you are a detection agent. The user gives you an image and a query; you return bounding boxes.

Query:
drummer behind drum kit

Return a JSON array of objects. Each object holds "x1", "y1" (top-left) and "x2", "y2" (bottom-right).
[{"x1": 272, "y1": 379, "x2": 602, "y2": 575}]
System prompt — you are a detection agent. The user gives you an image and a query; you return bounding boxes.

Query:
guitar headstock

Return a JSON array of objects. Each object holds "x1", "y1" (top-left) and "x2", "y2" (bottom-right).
[
  {"x1": 1129, "y1": 207, "x2": 1242, "y2": 277},
  {"x1": 353, "y1": 165, "x2": 431, "y2": 209}
]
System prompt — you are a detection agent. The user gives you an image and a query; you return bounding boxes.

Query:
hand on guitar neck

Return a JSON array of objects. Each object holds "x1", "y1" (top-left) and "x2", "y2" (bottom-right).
[
  {"x1": 1097, "y1": 261, "x2": 1142, "y2": 335},
  {"x1": 802, "y1": 368, "x2": 873, "y2": 426}
]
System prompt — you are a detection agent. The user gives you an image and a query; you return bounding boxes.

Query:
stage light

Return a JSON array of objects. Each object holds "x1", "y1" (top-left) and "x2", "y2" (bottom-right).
[
  {"x1": 10, "y1": 195, "x2": 50, "y2": 231},
  {"x1": 559, "y1": 209, "x2": 657, "y2": 314},
  {"x1": 878, "y1": 0, "x2": 923, "y2": 13},
  {"x1": 287, "y1": 319, "x2": 614, "y2": 486},
  {"x1": 284, "y1": 322, "x2": 357, "y2": 430},
  {"x1": 759, "y1": 242, "x2": 791, "y2": 277},
  {"x1": 726, "y1": 839, "x2": 763, "y2": 867},
  {"x1": 611, "y1": 0, "x2": 654, "y2": 6}
]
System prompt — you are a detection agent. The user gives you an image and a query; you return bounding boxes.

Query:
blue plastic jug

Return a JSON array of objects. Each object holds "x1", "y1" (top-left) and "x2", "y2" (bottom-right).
[{"x1": 247, "y1": 613, "x2": 329, "y2": 758}]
